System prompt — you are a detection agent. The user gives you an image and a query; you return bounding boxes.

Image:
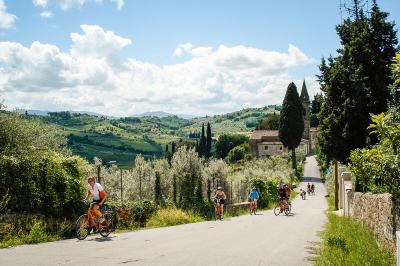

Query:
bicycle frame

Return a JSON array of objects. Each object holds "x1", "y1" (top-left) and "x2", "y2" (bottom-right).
[{"x1": 85, "y1": 207, "x2": 107, "y2": 230}]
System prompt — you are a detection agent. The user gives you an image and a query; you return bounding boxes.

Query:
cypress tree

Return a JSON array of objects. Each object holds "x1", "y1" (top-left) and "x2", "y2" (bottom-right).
[
  {"x1": 199, "y1": 123, "x2": 206, "y2": 157},
  {"x1": 154, "y1": 171, "x2": 163, "y2": 205},
  {"x1": 171, "y1": 142, "x2": 176, "y2": 154},
  {"x1": 279, "y1": 82, "x2": 304, "y2": 172},
  {"x1": 195, "y1": 177, "x2": 203, "y2": 204},
  {"x1": 318, "y1": 0, "x2": 398, "y2": 163},
  {"x1": 207, "y1": 178, "x2": 211, "y2": 202},
  {"x1": 206, "y1": 122, "x2": 212, "y2": 158},
  {"x1": 172, "y1": 175, "x2": 177, "y2": 204}
]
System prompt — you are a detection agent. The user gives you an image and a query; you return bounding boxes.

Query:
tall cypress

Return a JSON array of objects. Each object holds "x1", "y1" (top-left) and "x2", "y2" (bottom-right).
[
  {"x1": 154, "y1": 171, "x2": 163, "y2": 205},
  {"x1": 279, "y1": 82, "x2": 304, "y2": 171},
  {"x1": 318, "y1": 0, "x2": 398, "y2": 163},
  {"x1": 206, "y1": 122, "x2": 212, "y2": 158},
  {"x1": 199, "y1": 123, "x2": 206, "y2": 157}
]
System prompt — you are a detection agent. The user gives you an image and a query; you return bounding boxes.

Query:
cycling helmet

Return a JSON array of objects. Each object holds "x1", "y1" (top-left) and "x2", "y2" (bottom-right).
[
  {"x1": 252, "y1": 187, "x2": 256, "y2": 190},
  {"x1": 217, "y1": 186, "x2": 223, "y2": 190},
  {"x1": 87, "y1": 176, "x2": 95, "y2": 182}
]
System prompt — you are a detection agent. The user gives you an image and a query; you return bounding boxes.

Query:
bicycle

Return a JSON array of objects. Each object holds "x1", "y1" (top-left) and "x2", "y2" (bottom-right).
[
  {"x1": 214, "y1": 198, "x2": 223, "y2": 220},
  {"x1": 249, "y1": 199, "x2": 257, "y2": 215},
  {"x1": 300, "y1": 189, "x2": 306, "y2": 200},
  {"x1": 274, "y1": 199, "x2": 291, "y2": 216},
  {"x1": 75, "y1": 201, "x2": 115, "y2": 240}
]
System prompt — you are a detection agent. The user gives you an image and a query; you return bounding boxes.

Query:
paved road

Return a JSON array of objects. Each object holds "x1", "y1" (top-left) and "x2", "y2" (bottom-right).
[{"x1": 0, "y1": 155, "x2": 327, "y2": 266}]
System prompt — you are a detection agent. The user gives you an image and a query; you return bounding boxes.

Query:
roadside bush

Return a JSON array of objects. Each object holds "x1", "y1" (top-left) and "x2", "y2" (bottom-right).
[
  {"x1": 349, "y1": 113, "x2": 400, "y2": 196},
  {"x1": 227, "y1": 144, "x2": 249, "y2": 163},
  {"x1": 146, "y1": 208, "x2": 204, "y2": 228},
  {"x1": 109, "y1": 200, "x2": 156, "y2": 228}
]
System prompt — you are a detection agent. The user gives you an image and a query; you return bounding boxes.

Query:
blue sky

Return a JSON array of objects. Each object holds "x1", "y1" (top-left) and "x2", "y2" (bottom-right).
[{"x1": 0, "y1": 0, "x2": 399, "y2": 116}]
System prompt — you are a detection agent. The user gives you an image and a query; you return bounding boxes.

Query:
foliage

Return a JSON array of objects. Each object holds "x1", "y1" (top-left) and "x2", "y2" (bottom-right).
[
  {"x1": 227, "y1": 144, "x2": 249, "y2": 163},
  {"x1": 0, "y1": 112, "x2": 89, "y2": 219},
  {"x1": 310, "y1": 93, "x2": 323, "y2": 128},
  {"x1": 317, "y1": 1, "x2": 398, "y2": 163},
  {"x1": 349, "y1": 113, "x2": 400, "y2": 196},
  {"x1": 279, "y1": 82, "x2": 304, "y2": 170},
  {"x1": 206, "y1": 122, "x2": 212, "y2": 158},
  {"x1": 154, "y1": 171, "x2": 164, "y2": 205},
  {"x1": 171, "y1": 147, "x2": 203, "y2": 209},
  {"x1": 257, "y1": 113, "x2": 280, "y2": 130},
  {"x1": 391, "y1": 53, "x2": 400, "y2": 111},
  {"x1": 146, "y1": 208, "x2": 204, "y2": 228},
  {"x1": 215, "y1": 134, "x2": 249, "y2": 159},
  {"x1": 314, "y1": 212, "x2": 394, "y2": 265},
  {"x1": 109, "y1": 200, "x2": 156, "y2": 228}
]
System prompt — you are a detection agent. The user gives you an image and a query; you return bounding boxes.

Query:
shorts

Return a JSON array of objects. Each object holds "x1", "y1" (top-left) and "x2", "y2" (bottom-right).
[{"x1": 215, "y1": 198, "x2": 225, "y2": 205}]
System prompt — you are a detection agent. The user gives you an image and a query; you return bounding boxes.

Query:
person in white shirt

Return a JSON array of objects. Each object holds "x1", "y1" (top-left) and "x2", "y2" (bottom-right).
[{"x1": 84, "y1": 176, "x2": 107, "y2": 224}]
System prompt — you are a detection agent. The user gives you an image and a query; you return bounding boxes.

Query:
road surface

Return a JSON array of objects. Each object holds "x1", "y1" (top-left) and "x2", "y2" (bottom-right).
[{"x1": 0, "y1": 155, "x2": 327, "y2": 266}]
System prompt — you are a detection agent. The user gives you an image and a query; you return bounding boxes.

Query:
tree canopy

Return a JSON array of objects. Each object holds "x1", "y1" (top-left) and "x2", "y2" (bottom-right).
[{"x1": 317, "y1": 1, "x2": 398, "y2": 163}]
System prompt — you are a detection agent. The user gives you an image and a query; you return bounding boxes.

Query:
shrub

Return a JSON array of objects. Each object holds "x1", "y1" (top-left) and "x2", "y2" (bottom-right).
[
  {"x1": 146, "y1": 208, "x2": 204, "y2": 228},
  {"x1": 109, "y1": 200, "x2": 156, "y2": 228}
]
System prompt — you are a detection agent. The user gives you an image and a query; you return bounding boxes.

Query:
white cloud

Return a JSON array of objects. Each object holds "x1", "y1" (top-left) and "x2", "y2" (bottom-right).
[
  {"x1": 40, "y1": 10, "x2": 53, "y2": 18},
  {"x1": 0, "y1": 0, "x2": 17, "y2": 29},
  {"x1": 70, "y1": 24, "x2": 131, "y2": 59},
  {"x1": 0, "y1": 25, "x2": 318, "y2": 116},
  {"x1": 33, "y1": 0, "x2": 49, "y2": 8},
  {"x1": 112, "y1": 0, "x2": 124, "y2": 10},
  {"x1": 32, "y1": 0, "x2": 124, "y2": 11}
]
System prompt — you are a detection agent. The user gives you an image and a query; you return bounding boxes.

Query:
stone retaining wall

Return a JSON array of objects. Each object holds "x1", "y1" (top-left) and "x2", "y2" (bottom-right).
[{"x1": 347, "y1": 191, "x2": 397, "y2": 252}]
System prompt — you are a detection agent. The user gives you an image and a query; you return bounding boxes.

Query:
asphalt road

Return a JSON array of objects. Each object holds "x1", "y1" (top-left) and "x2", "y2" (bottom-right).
[{"x1": 0, "y1": 155, "x2": 327, "y2": 266}]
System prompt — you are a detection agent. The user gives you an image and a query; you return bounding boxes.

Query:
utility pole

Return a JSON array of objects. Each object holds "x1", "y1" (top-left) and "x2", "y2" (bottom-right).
[{"x1": 334, "y1": 160, "x2": 339, "y2": 210}]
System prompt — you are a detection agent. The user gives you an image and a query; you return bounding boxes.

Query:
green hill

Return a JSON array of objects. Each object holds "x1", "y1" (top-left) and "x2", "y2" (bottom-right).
[{"x1": 35, "y1": 106, "x2": 280, "y2": 168}]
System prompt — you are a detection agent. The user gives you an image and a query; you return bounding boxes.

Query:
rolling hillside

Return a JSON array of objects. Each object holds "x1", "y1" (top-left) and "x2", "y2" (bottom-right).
[{"x1": 35, "y1": 105, "x2": 280, "y2": 168}]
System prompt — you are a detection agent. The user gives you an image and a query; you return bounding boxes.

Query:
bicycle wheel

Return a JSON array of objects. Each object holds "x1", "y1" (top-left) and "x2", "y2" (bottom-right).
[
  {"x1": 284, "y1": 204, "x2": 291, "y2": 215},
  {"x1": 75, "y1": 214, "x2": 90, "y2": 240},
  {"x1": 99, "y1": 213, "x2": 113, "y2": 237},
  {"x1": 274, "y1": 205, "x2": 281, "y2": 216}
]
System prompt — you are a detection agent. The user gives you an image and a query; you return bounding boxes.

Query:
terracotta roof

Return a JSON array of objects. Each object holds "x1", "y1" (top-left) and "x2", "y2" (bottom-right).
[{"x1": 250, "y1": 130, "x2": 279, "y2": 140}]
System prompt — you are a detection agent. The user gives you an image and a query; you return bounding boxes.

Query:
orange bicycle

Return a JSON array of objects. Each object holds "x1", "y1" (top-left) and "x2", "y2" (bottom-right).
[
  {"x1": 249, "y1": 199, "x2": 257, "y2": 215},
  {"x1": 75, "y1": 201, "x2": 114, "y2": 240}
]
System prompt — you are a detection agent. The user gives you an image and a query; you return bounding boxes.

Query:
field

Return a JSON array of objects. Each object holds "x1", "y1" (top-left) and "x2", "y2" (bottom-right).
[{"x1": 35, "y1": 106, "x2": 280, "y2": 167}]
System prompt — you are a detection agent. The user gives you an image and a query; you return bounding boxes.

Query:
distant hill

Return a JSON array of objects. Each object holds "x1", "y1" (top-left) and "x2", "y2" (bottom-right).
[
  {"x1": 137, "y1": 111, "x2": 196, "y2": 120},
  {"x1": 16, "y1": 109, "x2": 117, "y2": 119},
  {"x1": 29, "y1": 105, "x2": 280, "y2": 168}
]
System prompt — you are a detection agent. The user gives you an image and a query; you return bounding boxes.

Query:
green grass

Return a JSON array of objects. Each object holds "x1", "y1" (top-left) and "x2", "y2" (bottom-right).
[
  {"x1": 146, "y1": 208, "x2": 205, "y2": 228},
  {"x1": 0, "y1": 220, "x2": 59, "y2": 248},
  {"x1": 313, "y1": 196, "x2": 395, "y2": 266}
]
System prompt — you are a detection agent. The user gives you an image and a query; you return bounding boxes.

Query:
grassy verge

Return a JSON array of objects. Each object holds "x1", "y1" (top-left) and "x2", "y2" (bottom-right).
[
  {"x1": 0, "y1": 219, "x2": 60, "y2": 248},
  {"x1": 146, "y1": 208, "x2": 205, "y2": 228},
  {"x1": 313, "y1": 196, "x2": 395, "y2": 266}
]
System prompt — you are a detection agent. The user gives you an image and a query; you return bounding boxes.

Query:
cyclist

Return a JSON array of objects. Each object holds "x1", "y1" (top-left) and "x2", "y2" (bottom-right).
[
  {"x1": 284, "y1": 184, "x2": 291, "y2": 204},
  {"x1": 276, "y1": 184, "x2": 287, "y2": 212},
  {"x1": 214, "y1": 186, "x2": 226, "y2": 219},
  {"x1": 84, "y1": 176, "x2": 107, "y2": 225},
  {"x1": 311, "y1": 183, "x2": 315, "y2": 194},
  {"x1": 307, "y1": 182, "x2": 311, "y2": 194},
  {"x1": 248, "y1": 187, "x2": 259, "y2": 211}
]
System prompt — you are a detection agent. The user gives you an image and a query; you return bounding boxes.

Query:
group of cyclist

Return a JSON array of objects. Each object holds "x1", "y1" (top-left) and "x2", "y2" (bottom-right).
[{"x1": 82, "y1": 175, "x2": 315, "y2": 226}]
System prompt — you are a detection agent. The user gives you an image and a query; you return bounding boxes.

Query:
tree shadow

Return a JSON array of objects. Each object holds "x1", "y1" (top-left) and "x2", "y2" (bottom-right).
[{"x1": 302, "y1": 176, "x2": 323, "y2": 183}]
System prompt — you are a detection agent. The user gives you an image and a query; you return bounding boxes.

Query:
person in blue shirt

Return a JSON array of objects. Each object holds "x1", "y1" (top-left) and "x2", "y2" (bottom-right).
[{"x1": 249, "y1": 187, "x2": 260, "y2": 213}]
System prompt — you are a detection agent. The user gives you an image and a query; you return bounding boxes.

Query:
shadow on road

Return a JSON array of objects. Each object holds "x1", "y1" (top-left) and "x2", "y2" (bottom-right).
[
  {"x1": 302, "y1": 177, "x2": 323, "y2": 183},
  {"x1": 87, "y1": 236, "x2": 116, "y2": 242}
]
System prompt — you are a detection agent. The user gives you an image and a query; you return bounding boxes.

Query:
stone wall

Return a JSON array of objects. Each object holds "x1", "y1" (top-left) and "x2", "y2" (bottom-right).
[{"x1": 347, "y1": 191, "x2": 396, "y2": 252}]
